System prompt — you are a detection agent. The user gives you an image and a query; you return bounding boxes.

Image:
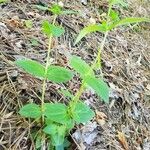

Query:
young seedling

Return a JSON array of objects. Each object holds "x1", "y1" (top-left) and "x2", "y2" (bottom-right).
[
  {"x1": 15, "y1": 3, "x2": 94, "y2": 150},
  {"x1": 15, "y1": 1, "x2": 150, "y2": 150},
  {"x1": 16, "y1": 3, "x2": 75, "y2": 149}
]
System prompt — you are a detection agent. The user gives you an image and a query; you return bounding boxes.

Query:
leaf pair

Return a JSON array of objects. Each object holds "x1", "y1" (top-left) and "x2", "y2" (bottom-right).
[
  {"x1": 19, "y1": 103, "x2": 72, "y2": 125},
  {"x1": 19, "y1": 102, "x2": 95, "y2": 145},
  {"x1": 15, "y1": 59, "x2": 73, "y2": 83},
  {"x1": 43, "y1": 102, "x2": 95, "y2": 147},
  {"x1": 44, "y1": 103, "x2": 71, "y2": 125},
  {"x1": 74, "y1": 24, "x2": 107, "y2": 45},
  {"x1": 19, "y1": 102, "x2": 94, "y2": 124},
  {"x1": 70, "y1": 56, "x2": 109, "y2": 103},
  {"x1": 75, "y1": 17, "x2": 150, "y2": 45},
  {"x1": 44, "y1": 102, "x2": 94, "y2": 125},
  {"x1": 42, "y1": 21, "x2": 65, "y2": 37}
]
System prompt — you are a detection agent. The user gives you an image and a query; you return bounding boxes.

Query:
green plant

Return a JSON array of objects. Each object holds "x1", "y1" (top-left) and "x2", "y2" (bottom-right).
[
  {"x1": 74, "y1": 0, "x2": 150, "y2": 68},
  {"x1": 15, "y1": 3, "x2": 98, "y2": 150},
  {"x1": 15, "y1": 1, "x2": 150, "y2": 150}
]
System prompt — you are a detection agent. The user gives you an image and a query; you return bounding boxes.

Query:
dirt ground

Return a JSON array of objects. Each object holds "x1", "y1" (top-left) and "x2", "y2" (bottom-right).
[{"x1": 0, "y1": 0, "x2": 150, "y2": 150}]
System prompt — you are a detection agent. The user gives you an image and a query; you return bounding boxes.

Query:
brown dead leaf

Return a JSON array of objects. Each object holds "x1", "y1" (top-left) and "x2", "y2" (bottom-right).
[
  {"x1": 6, "y1": 16, "x2": 23, "y2": 28},
  {"x1": 117, "y1": 131, "x2": 129, "y2": 150},
  {"x1": 95, "y1": 110, "x2": 107, "y2": 126}
]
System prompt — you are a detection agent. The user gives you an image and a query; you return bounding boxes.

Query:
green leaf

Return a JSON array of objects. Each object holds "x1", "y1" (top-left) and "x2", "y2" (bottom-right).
[
  {"x1": 70, "y1": 55, "x2": 94, "y2": 78},
  {"x1": 42, "y1": 21, "x2": 65, "y2": 37},
  {"x1": 19, "y1": 103, "x2": 41, "y2": 118},
  {"x1": 44, "y1": 103, "x2": 71, "y2": 124},
  {"x1": 44, "y1": 125, "x2": 71, "y2": 148},
  {"x1": 74, "y1": 24, "x2": 107, "y2": 45},
  {"x1": 66, "y1": 120, "x2": 74, "y2": 130},
  {"x1": 52, "y1": 134, "x2": 65, "y2": 146},
  {"x1": 53, "y1": 126, "x2": 66, "y2": 146},
  {"x1": 43, "y1": 124, "x2": 66, "y2": 146},
  {"x1": 72, "y1": 102, "x2": 95, "y2": 124},
  {"x1": 35, "y1": 134, "x2": 42, "y2": 149},
  {"x1": 85, "y1": 76, "x2": 109, "y2": 103},
  {"x1": 55, "y1": 144, "x2": 64, "y2": 150},
  {"x1": 109, "y1": 10, "x2": 120, "y2": 22},
  {"x1": 24, "y1": 20, "x2": 33, "y2": 29},
  {"x1": 47, "y1": 66, "x2": 73, "y2": 83},
  {"x1": 109, "y1": 17, "x2": 150, "y2": 30},
  {"x1": 63, "y1": 138, "x2": 71, "y2": 148},
  {"x1": 49, "y1": 4, "x2": 62, "y2": 15},
  {"x1": 15, "y1": 59, "x2": 45, "y2": 79},
  {"x1": 45, "y1": 118, "x2": 53, "y2": 125},
  {"x1": 43, "y1": 124, "x2": 58, "y2": 135},
  {"x1": 57, "y1": 125, "x2": 66, "y2": 136},
  {"x1": 59, "y1": 89, "x2": 74, "y2": 100},
  {"x1": 34, "y1": 5, "x2": 49, "y2": 11}
]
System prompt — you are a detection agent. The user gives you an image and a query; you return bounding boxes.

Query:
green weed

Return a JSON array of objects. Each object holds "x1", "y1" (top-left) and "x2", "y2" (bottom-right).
[{"x1": 15, "y1": 1, "x2": 150, "y2": 149}]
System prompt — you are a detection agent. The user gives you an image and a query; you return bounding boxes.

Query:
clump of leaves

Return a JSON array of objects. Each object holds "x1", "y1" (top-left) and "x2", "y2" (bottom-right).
[
  {"x1": 15, "y1": 1, "x2": 150, "y2": 149},
  {"x1": 16, "y1": 2, "x2": 106, "y2": 149}
]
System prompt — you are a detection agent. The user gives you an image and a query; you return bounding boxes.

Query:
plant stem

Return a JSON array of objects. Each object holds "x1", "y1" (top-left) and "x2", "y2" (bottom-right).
[
  {"x1": 69, "y1": 4, "x2": 113, "y2": 108},
  {"x1": 70, "y1": 31, "x2": 108, "y2": 107},
  {"x1": 40, "y1": 15, "x2": 57, "y2": 150},
  {"x1": 69, "y1": 82, "x2": 85, "y2": 109},
  {"x1": 92, "y1": 3, "x2": 112, "y2": 69},
  {"x1": 41, "y1": 15, "x2": 57, "y2": 113},
  {"x1": 41, "y1": 36, "x2": 52, "y2": 110},
  {"x1": 92, "y1": 31, "x2": 108, "y2": 69}
]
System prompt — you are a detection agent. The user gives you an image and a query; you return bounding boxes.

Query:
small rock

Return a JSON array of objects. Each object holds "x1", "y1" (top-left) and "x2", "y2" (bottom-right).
[
  {"x1": 81, "y1": 0, "x2": 87, "y2": 5},
  {"x1": 72, "y1": 122, "x2": 98, "y2": 146}
]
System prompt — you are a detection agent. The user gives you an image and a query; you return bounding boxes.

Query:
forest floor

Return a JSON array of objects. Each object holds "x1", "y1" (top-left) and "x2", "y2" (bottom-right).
[{"x1": 0, "y1": 0, "x2": 150, "y2": 150}]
